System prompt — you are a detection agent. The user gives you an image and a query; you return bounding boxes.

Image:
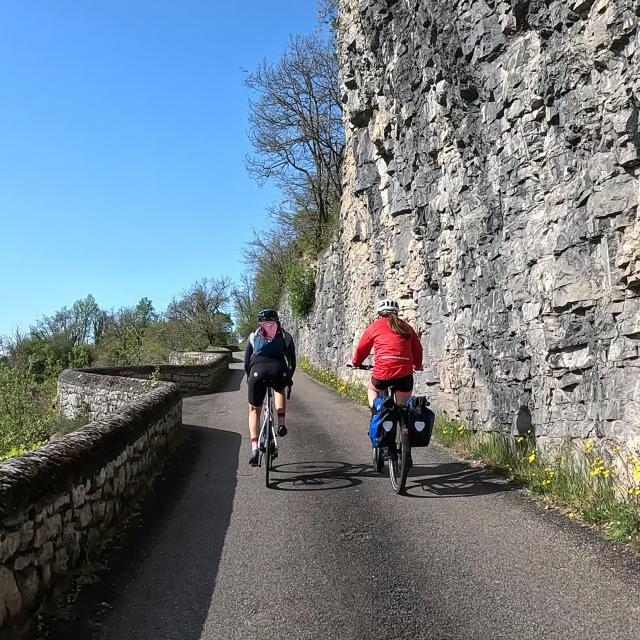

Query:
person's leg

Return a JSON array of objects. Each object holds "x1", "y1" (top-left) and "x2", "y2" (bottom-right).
[
  {"x1": 247, "y1": 369, "x2": 267, "y2": 466},
  {"x1": 248, "y1": 404, "x2": 261, "y2": 466},
  {"x1": 274, "y1": 389, "x2": 287, "y2": 436},
  {"x1": 394, "y1": 374, "x2": 414, "y2": 406},
  {"x1": 367, "y1": 378, "x2": 382, "y2": 407},
  {"x1": 249, "y1": 404, "x2": 261, "y2": 439}
]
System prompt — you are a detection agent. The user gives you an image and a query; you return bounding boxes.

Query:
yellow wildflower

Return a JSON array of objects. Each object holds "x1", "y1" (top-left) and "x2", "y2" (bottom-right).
[
  {"x1": 584, "y1": 439, "x2": 593, "y2": 454},
  {"x1": 528, "y1": 451, "x2": 536, "y2": 463}
]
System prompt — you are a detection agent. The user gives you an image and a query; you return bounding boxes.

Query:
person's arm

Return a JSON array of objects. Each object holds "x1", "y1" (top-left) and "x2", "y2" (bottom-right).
[
  {"x1": 244, "y1": 334, "x2": 254, "y2": 377},
  {"x1": 352, "y1": 325, "x2": 374, "y2": 366},
  {"x1": 285, "y1": 332, "x2": 296, "y2": 375},
  {"x1": 410, "y1": 328, "x2": 423, "y2": 370}
]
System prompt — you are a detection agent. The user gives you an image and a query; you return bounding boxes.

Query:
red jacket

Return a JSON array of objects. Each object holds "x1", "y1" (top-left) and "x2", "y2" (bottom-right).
[{"x1": 352, "y1": 317, "x2": 423, "y2": 380}]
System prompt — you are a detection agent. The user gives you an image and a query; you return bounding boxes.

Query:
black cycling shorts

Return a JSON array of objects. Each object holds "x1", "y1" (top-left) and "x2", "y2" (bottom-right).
[
  {"x1": 371, "y1": 373, "x2": 413, "y2": 393},
  {"x1": 247, "y1": 361, "x2": 289, "y2": 407}
]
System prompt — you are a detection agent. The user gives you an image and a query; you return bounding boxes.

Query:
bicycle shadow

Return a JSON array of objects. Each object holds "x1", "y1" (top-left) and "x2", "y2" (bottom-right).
[
  {"x1": 404, "y1": 461, "x2": 512, "y2": 499},
  {"x1": 269, "y1": 460, "x2": 379, "y2": 492}
]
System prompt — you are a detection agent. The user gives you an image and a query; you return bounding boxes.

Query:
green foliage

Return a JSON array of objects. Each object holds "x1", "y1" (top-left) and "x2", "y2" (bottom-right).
[
  {"x1": 0, "y1": 279, "x2": 238, "y2": 459},
  {"x1": 286, "y1": 263, "x2": 316, "y2": 318},
  {"x1": 9, "y1": 333, "x2": 95, "y2": 383},
  {"x1": 0, "y1": 364, "x2": 52, "y2": 456}
]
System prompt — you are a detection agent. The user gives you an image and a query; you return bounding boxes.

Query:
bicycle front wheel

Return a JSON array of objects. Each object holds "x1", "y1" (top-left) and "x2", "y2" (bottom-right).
[{"x1": 389, "y1": 420, "x2": 410, "y2": 494}]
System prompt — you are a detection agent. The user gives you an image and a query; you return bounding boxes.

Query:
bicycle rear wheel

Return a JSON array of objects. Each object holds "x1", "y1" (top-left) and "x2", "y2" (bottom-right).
[{"x1": 388, "y1": 418, "x2": 410, "y2": 494}]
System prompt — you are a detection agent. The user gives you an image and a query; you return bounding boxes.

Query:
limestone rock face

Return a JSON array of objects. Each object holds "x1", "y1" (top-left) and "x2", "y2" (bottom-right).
[{"x1": 285, "y1": 0, "x2": 640, "y2": 452}]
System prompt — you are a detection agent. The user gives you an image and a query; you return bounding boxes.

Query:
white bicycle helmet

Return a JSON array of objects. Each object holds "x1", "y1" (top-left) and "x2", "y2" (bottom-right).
[{"x1": 376, "y1": 298, "x2": 399, "y2": 314}]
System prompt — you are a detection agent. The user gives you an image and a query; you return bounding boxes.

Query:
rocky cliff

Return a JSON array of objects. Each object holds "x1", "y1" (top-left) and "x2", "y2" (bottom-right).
[{"x1": 286, "y1": 0, "x2": 640, "y2": 452}]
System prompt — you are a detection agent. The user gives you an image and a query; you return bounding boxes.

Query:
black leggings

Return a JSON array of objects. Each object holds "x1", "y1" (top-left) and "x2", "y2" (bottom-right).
[
  {"x1": 370, "y1": 373, "x2": 414, "y2": 393},
  {"x1": 247, "y1": 362, "x2": 289, "y2": 407}
]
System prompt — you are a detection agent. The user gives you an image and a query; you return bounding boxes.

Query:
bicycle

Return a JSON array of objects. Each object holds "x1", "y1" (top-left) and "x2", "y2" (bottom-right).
[
  {"x1": 258, "y1": 384, "x2": 292, "y2": 488},
  {"x1": 347, "y1": 364, "x2": 412, "y2": 494}
]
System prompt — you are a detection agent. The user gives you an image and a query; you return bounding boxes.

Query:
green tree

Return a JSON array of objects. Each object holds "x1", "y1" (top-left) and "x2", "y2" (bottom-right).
[
  {"x1": 95, "y1": 298, "x2": 159, "y2": 366},
  {"x1": 286, "y1": 262, "x2": 316, "y2": 318}
]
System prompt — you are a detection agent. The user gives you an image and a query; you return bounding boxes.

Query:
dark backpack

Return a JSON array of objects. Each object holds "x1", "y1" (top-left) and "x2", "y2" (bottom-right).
[
  {"x1": 406, "y1": 396, "x2": 435, "y2": 447},
  {"x1": 252, "y1": 321, "x2": 287, "y2": 360}
]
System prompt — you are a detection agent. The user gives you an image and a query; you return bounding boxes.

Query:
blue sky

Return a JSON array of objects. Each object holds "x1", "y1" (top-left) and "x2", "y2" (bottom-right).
[{"x1": 0, "y1": 1, "x2": 321, "y2": 337}]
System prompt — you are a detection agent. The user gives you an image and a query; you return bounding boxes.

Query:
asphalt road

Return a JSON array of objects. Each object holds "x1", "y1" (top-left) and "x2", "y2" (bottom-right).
[{"x1": 46, "y1": 362, "x2": 640, "y2": 640}]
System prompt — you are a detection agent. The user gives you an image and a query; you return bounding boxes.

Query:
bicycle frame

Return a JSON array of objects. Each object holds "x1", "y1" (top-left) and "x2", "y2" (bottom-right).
[{"x1": 258, "y1": 386, "x2": 278, "y2": 487}]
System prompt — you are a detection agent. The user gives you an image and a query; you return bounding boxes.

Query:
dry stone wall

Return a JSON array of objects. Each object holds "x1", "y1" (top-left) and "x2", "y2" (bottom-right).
[
  {"x1": 0, "y1": 382, "x2": 181, "y2": 632},
  {"x1": 0, "y1": 354, "x2": 230, "y2": 632},
  {"x1": 168, "y1": 349, "x2": 233, "y2": 366},
  {"x1": 58, "y1": 353, "x2": 231, "y2": 419},
  {"x1": 287, "y1": 0, "x2": 640, "y2": 453}
]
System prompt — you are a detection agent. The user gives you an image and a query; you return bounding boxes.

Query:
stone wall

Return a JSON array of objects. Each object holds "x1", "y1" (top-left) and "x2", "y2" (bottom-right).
[
  {"x1": 0, "y1": 382, "x2": 181, "y2": 631},
  {"x1": 58, "y1": 353, "x2": 231, "y2": 419},
  {"x1": 168, "y1": 349, "x2": 232, "y2": 366},
  {"x1": 287, "y1": 0, "x2": 640, "y2": 453},
  {"x1": 0, "y1": 354, "x2": 231, "y2": 631}
]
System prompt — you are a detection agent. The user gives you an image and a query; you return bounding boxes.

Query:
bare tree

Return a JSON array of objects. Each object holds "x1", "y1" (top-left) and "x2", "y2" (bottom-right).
[
  {"x1": 246, "y1": 33, "x2": 344, "y2": 255},
  {"x1": 166, "y1": 277, "x2": 234, "y2": 349},
  {"x1": 318, "y1": 0, "x2": 338, "y2": 25},
  {"x1": 233, "y1": 273, "x2": 259, "y2": 339}
]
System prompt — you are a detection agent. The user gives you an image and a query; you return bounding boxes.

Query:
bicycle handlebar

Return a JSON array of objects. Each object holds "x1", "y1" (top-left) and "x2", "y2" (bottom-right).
[{"x1": 347, "y1": 363, "x2": 373, "y2": 370}]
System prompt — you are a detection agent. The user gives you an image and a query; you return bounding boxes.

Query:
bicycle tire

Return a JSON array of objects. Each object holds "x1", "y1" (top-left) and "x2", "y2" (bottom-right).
[
  {"x1": 264, "y1": 416, "x2": 272, "y2": 487},
  {"x1": 389, "y1": 416, "x2": 410, "y2": 494},
  {"x1": 264, "y1": 389, "x2": 273, "y2": 488}
]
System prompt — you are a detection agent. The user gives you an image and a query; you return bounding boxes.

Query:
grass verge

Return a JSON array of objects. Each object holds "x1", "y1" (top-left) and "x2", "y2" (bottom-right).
[{"x1": 299, "y1": 356, "x2": 368, "y2": 405}]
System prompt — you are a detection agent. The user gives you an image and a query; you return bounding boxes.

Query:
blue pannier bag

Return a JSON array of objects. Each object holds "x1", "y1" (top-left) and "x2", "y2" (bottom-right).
[
  {"x1": 368, "y1": 395, "x2": 397, "y2": 447},
  {"x1": 406, "y1": 396, "x2": 435, "y2": 447}
]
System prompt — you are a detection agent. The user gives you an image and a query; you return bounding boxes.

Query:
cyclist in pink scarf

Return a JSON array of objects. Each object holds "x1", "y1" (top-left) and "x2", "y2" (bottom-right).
[{"x1": 244, "y1": 309, "x2": 296, "y2": 466}]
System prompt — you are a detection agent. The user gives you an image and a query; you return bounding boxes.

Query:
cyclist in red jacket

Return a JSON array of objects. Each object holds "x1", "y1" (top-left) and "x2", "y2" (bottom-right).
[{"x1": 350, "y1": 299, "x2": 423, "y2": 407}]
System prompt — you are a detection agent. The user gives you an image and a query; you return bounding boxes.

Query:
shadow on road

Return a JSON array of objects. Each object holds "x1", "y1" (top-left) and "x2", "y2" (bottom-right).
[
  {"x1": 218, "y1": 364, "x2": 244, "y2": 391},
  {"x1": 269, "y1": 460, "x2": 380, "y2": 491},
  {"x1": 404, "y1": 461, "x2": 511, "y2": 499},
  {"x1": 268, "y1": 458, "x2": 511, "y2": 498},
  {"x1": 43, "y1": 423, "x2": 240, "y2": 640}
]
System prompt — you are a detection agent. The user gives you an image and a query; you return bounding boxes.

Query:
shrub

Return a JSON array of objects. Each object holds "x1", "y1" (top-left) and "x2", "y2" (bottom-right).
[
  {"x1": 0, "y1": 364, "x2": 52, "y2": 456},
  {"x1": 286, "y1": 263, "x2": 316, "y2": 318}
]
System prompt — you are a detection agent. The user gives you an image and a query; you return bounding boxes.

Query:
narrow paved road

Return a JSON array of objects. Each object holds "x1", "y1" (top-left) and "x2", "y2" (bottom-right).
[{"x1": 48, "y1": 362, "x2": 640, "y2": 640}]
